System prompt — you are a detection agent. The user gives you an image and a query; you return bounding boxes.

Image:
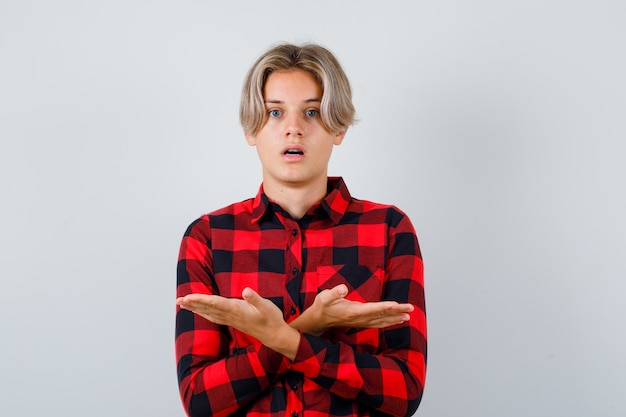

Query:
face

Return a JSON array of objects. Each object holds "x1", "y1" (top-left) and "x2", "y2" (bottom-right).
[{"x1": 245, "y1": 69, "x2": 345, "y2": 191}]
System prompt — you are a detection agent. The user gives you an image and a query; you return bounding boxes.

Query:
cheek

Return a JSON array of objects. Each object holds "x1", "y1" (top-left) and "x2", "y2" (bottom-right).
[
  {"x1": 256, "y1": 145, "x2": 270, "y2": 160},
  {"x1": 255, "y1": 141, "x2": 277, "y2": 161}
]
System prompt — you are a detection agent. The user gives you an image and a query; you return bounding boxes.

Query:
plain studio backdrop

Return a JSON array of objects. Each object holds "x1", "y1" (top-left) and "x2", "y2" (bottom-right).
[{"x1": 1, "y1": 1, "x2": 624, "y2": 416}]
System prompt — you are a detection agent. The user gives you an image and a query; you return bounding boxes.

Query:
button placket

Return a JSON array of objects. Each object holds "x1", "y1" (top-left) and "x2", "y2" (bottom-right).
[{"x1": 285, "y1": 219, "x2": 303, "y2": 316}]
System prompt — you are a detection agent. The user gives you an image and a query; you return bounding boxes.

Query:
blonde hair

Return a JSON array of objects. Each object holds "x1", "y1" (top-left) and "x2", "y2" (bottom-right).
[{"x1": 240, "y1": 43, "x2": 356, "y2": 136}]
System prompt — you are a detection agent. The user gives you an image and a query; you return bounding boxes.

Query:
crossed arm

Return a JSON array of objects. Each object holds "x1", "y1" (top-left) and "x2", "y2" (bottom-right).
[
  {"x1": 176, "y1": 211, "x2": 426, "y2": 417},
  {"x1": 176, "y1": 283, "x2": 414, "y2": 360}
]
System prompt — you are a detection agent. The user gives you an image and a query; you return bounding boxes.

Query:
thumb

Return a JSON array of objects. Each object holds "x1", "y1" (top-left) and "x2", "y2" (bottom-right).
[
  {"x1": 333, "y1": 284, "x2": 348, "y2": 298},
  {"x1": 315, "y1": 284, "x2": 348, "y2": 305},
  {"x1": 242, "y1": 287, "x2": 260, "y2": 304}
]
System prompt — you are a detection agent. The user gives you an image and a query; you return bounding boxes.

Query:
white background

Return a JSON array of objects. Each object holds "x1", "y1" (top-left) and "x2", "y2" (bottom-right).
[{"x1": 1, "y1": 1, "x2": 625, "y2": 416}]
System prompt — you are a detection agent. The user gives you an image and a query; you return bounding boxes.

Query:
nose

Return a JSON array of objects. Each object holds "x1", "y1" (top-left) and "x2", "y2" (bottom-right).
[{"x1": 285, "y1": 113, "x2": 304, "y2": 137}]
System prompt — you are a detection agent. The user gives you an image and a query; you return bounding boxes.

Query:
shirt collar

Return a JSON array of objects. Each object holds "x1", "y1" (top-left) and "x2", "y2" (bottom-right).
[{"x1": 251, "y1": 177, "x2": 352, "y2": 225}]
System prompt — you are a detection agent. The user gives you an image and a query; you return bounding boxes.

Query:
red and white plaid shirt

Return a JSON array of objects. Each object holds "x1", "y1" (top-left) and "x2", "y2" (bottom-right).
[{"x1": 176, "y1": 177, "x2": 426, "y2": 417}]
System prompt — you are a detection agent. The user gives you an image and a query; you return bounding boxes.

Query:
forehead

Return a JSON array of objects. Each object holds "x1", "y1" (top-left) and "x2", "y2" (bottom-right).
[{"x1": 263, "y1": 69, "x2": 322, "y2": 99}]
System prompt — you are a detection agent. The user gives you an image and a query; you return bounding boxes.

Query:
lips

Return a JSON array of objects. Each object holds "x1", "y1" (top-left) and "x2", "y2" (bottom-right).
[{"x1": 282, "y1": 145, "x2": 305, "y2": 156}]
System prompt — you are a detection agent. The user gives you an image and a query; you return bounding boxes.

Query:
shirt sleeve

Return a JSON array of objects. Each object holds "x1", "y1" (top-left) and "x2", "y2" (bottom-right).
[
  {"x1": 289, "y1": 207, "x2": 427, "y2": 417},
  {"x1": 175, "y1": 216, "x2": 291, "y2": 417}
]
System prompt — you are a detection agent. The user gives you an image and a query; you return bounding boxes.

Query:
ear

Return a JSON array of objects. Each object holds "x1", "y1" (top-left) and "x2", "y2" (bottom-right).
[
  {"x1": 333, "y1": 131, "x2": 346, "y2": 146},
  {"x1": 244, "y1": 132, "x2": 256, "y2": 146}
]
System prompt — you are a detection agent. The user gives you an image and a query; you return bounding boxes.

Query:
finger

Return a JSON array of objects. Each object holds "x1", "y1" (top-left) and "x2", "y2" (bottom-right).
[
  {"x1": 360, "y1": 302, "x2": 413, "y2": 321},
  {"x1": 379, "y1": 301, "x2": 414, "y2": 313},
  {"x1": 177, "y1": 293, "x2": 215, "y2": 305},
  {"x1": 368, "y1": 312, "x2": 411, "y2": 327},
  {"x1": 242, "y1": 287, "x2": 275, "y2": 315},
  {"x1": 242, "y1": 287, "x2": 259, "y2": 303},
  {"x1": 317, "y1": 284, "x2": 348, "y2": 304},
  {"x1": 334, "y1": 284, "x2": 348, "y2": 298},
  {"x1": 397, "y1": 303, "x2": 414, "y2": 313},
  {"x1": 176, "y1": 296, "x2": 202, "y2": 310},
  {"x1": 177, "y1": 300, "x2": 211, "y2": 313},
  {"x1": 177, "y1": 294, "x2": 228, "y2": 315}
]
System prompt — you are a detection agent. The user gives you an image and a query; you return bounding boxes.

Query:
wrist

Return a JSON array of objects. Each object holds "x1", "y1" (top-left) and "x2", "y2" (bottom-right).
[
  {"x1": 290, "y1": 308, "x2": 325, "y2": 336},
  {"x1": 266, "y1": 324, "x2": 301, "y2": 360}
]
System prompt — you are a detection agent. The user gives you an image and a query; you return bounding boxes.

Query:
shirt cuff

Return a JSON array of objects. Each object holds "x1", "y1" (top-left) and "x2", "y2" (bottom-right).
[
  {"x1": 288, "y1": 332, "x2": 329, "y2": 379},
  {"x1": 256, "y1": 343, "x2": 292, "y2": 378}
]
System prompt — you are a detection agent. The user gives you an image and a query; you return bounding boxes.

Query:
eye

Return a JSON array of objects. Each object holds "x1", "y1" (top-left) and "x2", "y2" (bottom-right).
[
  {"x1": 268, "y1": 109, "x2": 282, "y2": 117},
  {"x1": 305, "y1": 109, "x2": 320, "y2": 117}
]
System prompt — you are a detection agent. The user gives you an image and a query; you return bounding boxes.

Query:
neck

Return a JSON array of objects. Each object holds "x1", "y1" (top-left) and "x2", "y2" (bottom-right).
[{"x1": 262, "y1": 178, "x2": 328, "y2": 220}]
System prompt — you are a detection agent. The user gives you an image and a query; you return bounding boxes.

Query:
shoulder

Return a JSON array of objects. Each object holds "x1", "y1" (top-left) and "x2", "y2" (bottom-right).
[
  {"x1": 347, "y1": 198, "x2": 414, "y2": 229},
  {"x1": 183, "y1": 197, "x2": 255, "y2": 236}
]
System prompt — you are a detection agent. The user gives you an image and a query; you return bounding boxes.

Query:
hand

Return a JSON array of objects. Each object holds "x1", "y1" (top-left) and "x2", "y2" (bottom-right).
[
  {"x1": 289, "y1": 284, "x2": 414, "y2": 336},
  {"x1": 177, "y1": 288, "x2": 301, "y2": 360}
]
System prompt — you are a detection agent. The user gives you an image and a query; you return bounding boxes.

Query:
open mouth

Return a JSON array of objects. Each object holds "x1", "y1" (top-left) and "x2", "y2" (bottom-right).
[{"x1": 284, "y1": 149, "x2": 304, "y2": 156}]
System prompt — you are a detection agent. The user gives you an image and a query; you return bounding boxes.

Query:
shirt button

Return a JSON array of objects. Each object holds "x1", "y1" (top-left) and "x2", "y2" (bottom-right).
[
  {"x1": 292, "y1": 384, "x2": 298, "y2": 391},
  {"x1": 292, "y1": 268, "x2": 299, "y2": 275},
  {"x1": 290, "y1": 307, "x2": 296, "y2": 315},
  {"x1": 292, "y1": 229, "x2": 298, "y2": 236},
  {"x1": 292, "y1": 413, "x2": 299, "y2": 417}
]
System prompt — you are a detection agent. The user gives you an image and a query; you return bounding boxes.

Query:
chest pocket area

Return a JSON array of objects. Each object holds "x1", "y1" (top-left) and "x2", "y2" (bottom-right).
[{"x1": 317, "y1": 264, "x2": 384, "y2": 303}]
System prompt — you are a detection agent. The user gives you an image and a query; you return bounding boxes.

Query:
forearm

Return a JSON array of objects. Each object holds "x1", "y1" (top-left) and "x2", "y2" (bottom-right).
[
  {"x1": 176, "y1": 292, "x2": 300, "y2": 416},
  {"x1": 261, "y1": 323, "x2": 302, "y2": 360},
  {"x1": 176, "y1": 315, "x2": 290, "y2": 417},
  {"x1": 291, "y1": 328, "x2": 426, "y2": 417},
  {"x1": 177, "y1": 240, "x2": 290, "y2": 415}
]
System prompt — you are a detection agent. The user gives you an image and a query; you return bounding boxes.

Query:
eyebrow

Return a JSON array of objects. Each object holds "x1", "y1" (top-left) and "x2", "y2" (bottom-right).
[{"x1": 264, "y1": 98, "x2": 322, "y2": 104}]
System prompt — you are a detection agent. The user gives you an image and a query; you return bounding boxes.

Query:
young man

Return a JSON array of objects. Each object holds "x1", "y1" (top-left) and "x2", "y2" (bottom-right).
[{"x1": 175, "y1": 43, "x2": 426, "y2": 417}]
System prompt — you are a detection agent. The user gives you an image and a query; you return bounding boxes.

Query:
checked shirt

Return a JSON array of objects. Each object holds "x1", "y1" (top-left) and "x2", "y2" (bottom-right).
[{"x1": 176, "y1": 177, "x2": 427, "y2": 417}]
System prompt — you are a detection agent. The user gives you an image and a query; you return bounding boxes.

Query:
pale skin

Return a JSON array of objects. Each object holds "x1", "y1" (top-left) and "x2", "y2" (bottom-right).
[{"x1": 176, "y1": 69, "x2": 414, "y2": 360}]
